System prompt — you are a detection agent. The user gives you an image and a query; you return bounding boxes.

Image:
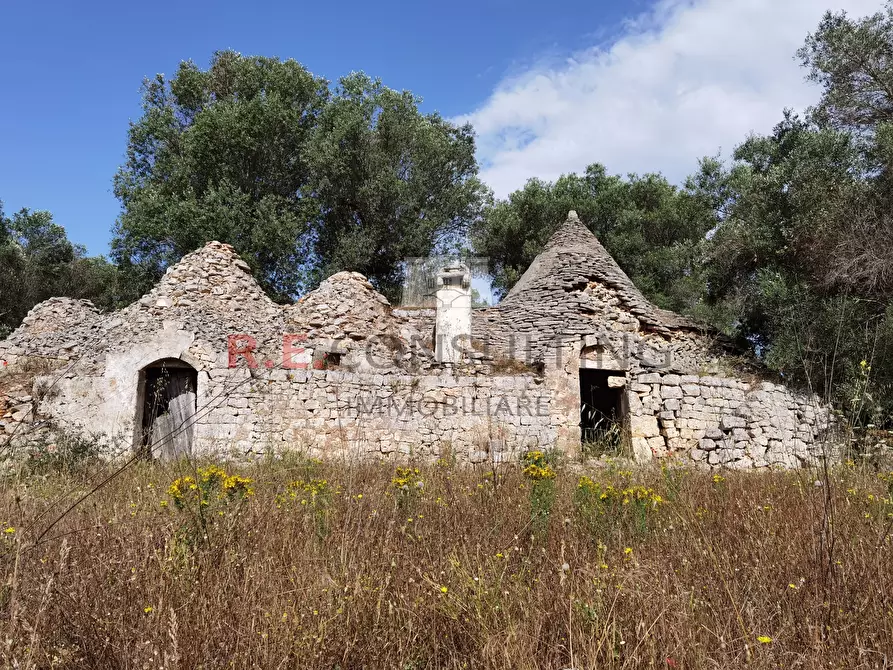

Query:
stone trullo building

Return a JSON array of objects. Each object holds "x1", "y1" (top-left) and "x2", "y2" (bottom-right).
[{"x1": 0, "y1": 212, "x2": 833, "y2": 468}]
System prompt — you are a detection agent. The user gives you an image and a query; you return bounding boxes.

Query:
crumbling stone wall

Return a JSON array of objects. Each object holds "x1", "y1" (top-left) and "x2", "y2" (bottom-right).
[
  {"x1": 0, "y1": 242, "x2": 549, "y2": 462},
  {"x1": 0, "y1": 220, "x2": 839, "y2": 469},
  {"x1": 466, "y1": 212, "x2": 837, "y2": 468},
  {"x1": 626, "y1": 372, "x2": 832, "y2": 467}
]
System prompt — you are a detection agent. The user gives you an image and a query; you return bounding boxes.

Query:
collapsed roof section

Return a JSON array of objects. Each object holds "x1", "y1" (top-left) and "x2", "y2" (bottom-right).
[{"x1": 0, "y1": 242, "x2": 427, "y2": 371}]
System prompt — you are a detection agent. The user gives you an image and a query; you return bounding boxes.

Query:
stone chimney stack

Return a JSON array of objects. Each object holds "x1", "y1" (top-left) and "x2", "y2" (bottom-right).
[{"x1": 434, "y1": 263, "x2": 471, "y2": 364}]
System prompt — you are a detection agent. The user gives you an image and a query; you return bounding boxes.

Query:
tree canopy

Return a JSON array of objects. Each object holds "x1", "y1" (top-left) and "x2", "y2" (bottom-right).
[
  {"x1": 469, "y1": 2, "x2": 893, "y2": 424},
  {"x1": 112, "y1": 51, "x2": 484, "y2": 302},
  {"x1": 7, "y1": 6, "x2": 893, "y2": 427},
  {"x1": 799, "y1": 4, "x2": 893, "y2": 130},
  {"x1": 698, "y1": 0, "x2": 893, "y2": 421},
  {"x1": 471, "y1": 164, "x2": 716, "y2": 316},
  {"x1": 0, "y1": 204, "x2": 119, "y2": 337}
]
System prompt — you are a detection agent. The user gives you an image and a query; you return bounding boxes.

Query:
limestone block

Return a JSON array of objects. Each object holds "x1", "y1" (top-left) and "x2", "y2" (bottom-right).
[
  {"x1": 661, "y1": 374, "x2": 681, "y2": 386},
  {"x1": 727, "y1": 456, "x2": 754, "y2": 470},
  {"x1": 661, "y1": 385, "x2": 683, "y2": 399},
  {"x1": 699, "y1": 438, "x2": 718, "y2": 451},
  {"x1": 681, "y1": 384, "x2": 700, "y2": 397},
  {"x1": 631, "y1": 437, "x2": 653, "y2": 462},
  {"x1": 716, "y1": 448, "x2": 743, "y2": 465},
  {"x1": 626, "y1": 391, "x2": 643, "y2": 413},
  {"x1": 720, "y1": 415, "x2": 745, "y2": 430},
  {"x1": 629, "y1": 415, "x2": 660, "y2": 438},
  {"x1": 647, "y1": 436, "x2": 666, "y2": 453}
]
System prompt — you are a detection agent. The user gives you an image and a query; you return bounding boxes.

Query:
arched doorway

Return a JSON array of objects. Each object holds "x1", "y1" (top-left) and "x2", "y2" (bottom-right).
[{"x1": 136, "y1": 358, "x2": 197, "y2": 459}]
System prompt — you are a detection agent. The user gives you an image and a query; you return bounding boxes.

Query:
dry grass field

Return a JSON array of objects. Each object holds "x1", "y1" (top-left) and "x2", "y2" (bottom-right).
[{"x1": 1, "y1": 450, "x2": 892, "y2": 669}]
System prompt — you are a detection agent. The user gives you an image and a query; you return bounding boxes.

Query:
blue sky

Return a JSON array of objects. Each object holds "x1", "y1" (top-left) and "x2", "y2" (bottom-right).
[
  {"x1": 0, "y1": 0, "x2": 882, "y2": 257},
  {"x1": 0, "y1": 0, "x2": 637, "y2": 256}
]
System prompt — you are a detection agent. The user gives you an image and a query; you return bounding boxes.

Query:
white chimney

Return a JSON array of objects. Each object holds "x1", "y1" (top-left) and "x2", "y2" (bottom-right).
[{"x1": 435, "y1": 263, "x2": 471, "y2": 364}]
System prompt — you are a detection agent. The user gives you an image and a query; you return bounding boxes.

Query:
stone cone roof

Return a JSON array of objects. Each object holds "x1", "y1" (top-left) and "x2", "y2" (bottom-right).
[
  {"x1": 1, "y1": 298, "x2": 105, "y2": 361},
  {"x1": 501, "y1": 211, "x2": 697, "y2": 334},
  {"x1": 287, "y1": 271, "x2": 402, "y2": 341},
  {"x1": 131, "y1": 241, "x2": 277, "y2": 314},
  {"x1": 114, "y1": 241, "x2": 284, "y2": 359}
]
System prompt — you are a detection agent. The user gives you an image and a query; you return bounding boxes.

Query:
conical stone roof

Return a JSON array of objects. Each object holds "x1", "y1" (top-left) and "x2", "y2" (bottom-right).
[
  {"x1": 287, "y1": 271, "x2": 400, "y2": 341},
  {"x1": 131, "y1": 241, "x2": 277, "y2": 314},
  {"x1": 499, "y1": 211, "x2": 697, "y2": 335}
]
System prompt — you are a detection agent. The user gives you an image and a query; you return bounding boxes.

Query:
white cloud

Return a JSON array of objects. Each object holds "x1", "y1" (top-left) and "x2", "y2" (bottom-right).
[{"x1": 460, "y1": 0, "x2": 884, "y2": 197}]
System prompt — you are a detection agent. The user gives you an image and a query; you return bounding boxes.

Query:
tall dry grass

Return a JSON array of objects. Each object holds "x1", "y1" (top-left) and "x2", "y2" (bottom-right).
[{"x1": 1, "y1": 454, "x2": 892, "y2": 669}]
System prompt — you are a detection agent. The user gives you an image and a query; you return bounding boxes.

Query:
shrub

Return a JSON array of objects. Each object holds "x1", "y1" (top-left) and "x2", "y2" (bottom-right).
[
  {"x1": 522, "y1": 450, "x2": 557, "y2": 535},
  {"x1": 573, "y1": 475, "x2": 663, "y2": 540},
  {"x1": 166, "y1": 464, "x2": 253, "y2": 544},
  {"x1": 23, "y1": 431, "x2": 101, "y2": 476},
  {"x1": 391, "y1": 466, "x2": 424, "y2": 511}
]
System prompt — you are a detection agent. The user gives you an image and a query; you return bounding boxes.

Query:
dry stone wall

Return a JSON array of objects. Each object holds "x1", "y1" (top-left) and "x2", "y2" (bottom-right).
[
  {"x1": 466, "y1": 213, "x2": 838, "y2": 468},
  {"x1": 626, "y1": 372, "x2": 833, "y2": 467},
  {"x1": 195, "y1": 367, "x2": 554, "y2": 462},
  {"x1": 0, "y1": 223, "x2": 841, "y2": 470},
  {"x1": 0, "y1": 242, "x2": 550, "y2": 462}
]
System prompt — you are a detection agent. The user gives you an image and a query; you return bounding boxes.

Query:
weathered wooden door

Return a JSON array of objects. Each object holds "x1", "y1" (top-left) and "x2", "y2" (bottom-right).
[{"x1": 140, "y1": 359, "x2": 197, "y2": 459}]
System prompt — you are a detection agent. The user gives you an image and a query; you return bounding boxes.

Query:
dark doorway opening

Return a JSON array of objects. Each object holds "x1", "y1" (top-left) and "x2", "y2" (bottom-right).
[
  {"x1": 579, "y1": 369, "x2": 625, "y2": 451},
  {"x1": 137, "y1": 358, "x2": 197, "y2": 460}
]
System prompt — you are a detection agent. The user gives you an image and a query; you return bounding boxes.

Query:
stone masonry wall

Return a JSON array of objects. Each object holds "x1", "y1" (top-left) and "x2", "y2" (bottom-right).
[
  {"x1": 627, "y1": 371, "x2": 833, "y2": 468},
  {"x1": 195, "y1": 368, "x2": 555, "y2": 462},
  {"x1": 1, "y1": 242, "x2": 558, "y2": 462},
  {"x1": 22, "y1": 357, "x2": 556, "y2": 463},
  {"x1": 1, "y1": 231, "x2": 839, "y2": 470}
]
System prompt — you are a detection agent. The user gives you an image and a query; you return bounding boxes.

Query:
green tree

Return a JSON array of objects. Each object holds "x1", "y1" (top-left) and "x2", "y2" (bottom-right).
[
  {"x1": 0, "y1": 206, "x2": 121, "y2": 335},
  {"x1": 799, "y1": 3, "x2": 893, "y2": 131},
  {"x1": 306, "y1": 72, "x2": 484, "y2": 298},
  {"x1": 112, "y1": 51, "x2": 485, "y2": 302},
  {"x1": 472, "y1": 164, "x2": 715, "y2": 315},
  {"x1": 0, "y1": 203, "x2": 16, "y2": 335},
  {"x1": 699, "y1": 2, "x2": 893, "y2": 424},
  {"x1": 112, "y1": 52, "x2": 329, "y2": 302},
  {"x1": 698, "y1": 112, "x2": 893, "y2": 421}
]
